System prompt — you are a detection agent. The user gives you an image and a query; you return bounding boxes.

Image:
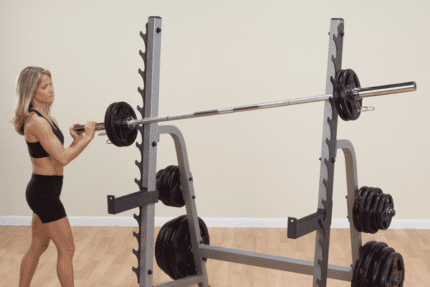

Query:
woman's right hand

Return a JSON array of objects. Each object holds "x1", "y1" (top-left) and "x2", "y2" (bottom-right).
[{"x1": 84, "y1": 121, "x2": 97, "y2": 141}]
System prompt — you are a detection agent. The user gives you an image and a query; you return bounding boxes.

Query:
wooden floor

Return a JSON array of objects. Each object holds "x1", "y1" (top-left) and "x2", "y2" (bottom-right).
[{"x1": 1, "y1": 225, "x2": 429, "y2": 286}]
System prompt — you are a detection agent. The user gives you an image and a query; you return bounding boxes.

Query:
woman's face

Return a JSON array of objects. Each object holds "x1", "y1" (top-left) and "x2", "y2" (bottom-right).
[{"x1": 33, "y1": 74, "x2": 54, "y2": 103}]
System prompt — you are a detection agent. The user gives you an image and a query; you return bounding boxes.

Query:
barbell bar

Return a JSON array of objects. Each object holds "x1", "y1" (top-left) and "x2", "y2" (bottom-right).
[{"x1": 74, "y1": 80, "x2": 416, "y2": 135}]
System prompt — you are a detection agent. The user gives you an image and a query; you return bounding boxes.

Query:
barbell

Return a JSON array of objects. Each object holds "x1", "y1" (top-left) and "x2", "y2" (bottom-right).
[{"x1": 74, "y1": 69, "x2": 417, "y2": 147}]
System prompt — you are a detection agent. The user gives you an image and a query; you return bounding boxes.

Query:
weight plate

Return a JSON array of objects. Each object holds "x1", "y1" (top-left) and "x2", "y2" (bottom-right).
[
  {"x1": 157, "y1": 166, "x2": 176, "y2": 206},
  {"x1": 165, "y1": 215, "x2": 188, "y2": 279},
  {"x1": 168, "y1": 216, "x2": 189, "y2": 279},
  {"x1": 164, "y1": 165, "x2": 179, "y2": 207},
  {"x1": 352, "y1": 241, "x2": 377, "y2": 287},
  {"x1": 361, "y1": 242, "x2": 388, "y2": 286},
  {"x1": 362, "y1": 188, "x2": 378, "y2": 233},
  {"x1": 353, "y1": 186, "x2": 368, "y2": 232},
  {"x1": 162, "y1": 166, "x2": 176, "y2": 206},
  {"x1": 168, "y1": 166, "x2": 185, "y2": 207},
  {"x1": 338, "y1": 69, "x2": 352, "y2": 121},
  {"x1": 376, "y1": 194, "x2": 392, "y2": 230},
  {"x1": 161, "y1": 216, "x2": 186, "y2": 277},
  {"x1": 369, "y1": 188, "x2": 383, "y2": 234},
  {"x1": 355, "y1": 241, "x2": 378, "y2": 287},
  {"x1": 391, "y1": 252, "x2": 405, "y2": 287},
  {"x1": 104, "y1": 102, "x2": 120, "y2": 146},
  {"x1": 169, "y1": 216, "x2": 210, "y2": 280},
  {"x1": 372, "y1": 246, "x2": 395, "y2": 285},
  {"x1": 334, "y1": 70, "x2": 348, "y2": 120},
  {"x1": 155, "y1": 217, "x2": 181, "y2": 276},
  {"x1": 155, "y1": 219, "x2": 171, "y2": 273},
  {"x1": 345, "y1": 69, "x2": 362, "y2": 121},
  {"x1": 334, "y1": 70, "x2": 347, "y2": 121},
  {"x1": 109, "y1": 102, "x2": 124, "y2": 147},
  {"x1": 357, "y1": 187, "x2": 373, "y2": 233},
  {"x1": 112, "y1": 102, "x2": 138, "y2": 147},
  {"x1": 378, "y1": 251, "x2": 405, "y2": 286},
  {"x1": 380, "y1": 194, "x2": 394, "y2": 230},
  {"x1": 333, "y1": 69, "x2": 362, "y2": 121}
]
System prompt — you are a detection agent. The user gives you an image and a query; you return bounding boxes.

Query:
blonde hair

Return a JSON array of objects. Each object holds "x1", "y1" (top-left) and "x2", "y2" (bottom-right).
[{"x1": 10, "y1": 66, "x2": 53, "y2": 136}]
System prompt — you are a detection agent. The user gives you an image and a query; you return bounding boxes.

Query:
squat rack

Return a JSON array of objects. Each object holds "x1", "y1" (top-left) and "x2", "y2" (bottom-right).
[{"x1": 104, "y1": 17, "x2": 406, "y2": 286}]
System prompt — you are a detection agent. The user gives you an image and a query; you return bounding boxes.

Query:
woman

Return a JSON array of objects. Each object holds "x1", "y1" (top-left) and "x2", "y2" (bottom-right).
[{"x1": 10, "y1": 66, "x2": 97, "y2": 287}]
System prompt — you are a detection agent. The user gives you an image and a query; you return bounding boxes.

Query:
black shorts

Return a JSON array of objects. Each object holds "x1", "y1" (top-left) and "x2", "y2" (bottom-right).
[{"x1": 26, "y1": 174, "x2": 67, "y2": 224}]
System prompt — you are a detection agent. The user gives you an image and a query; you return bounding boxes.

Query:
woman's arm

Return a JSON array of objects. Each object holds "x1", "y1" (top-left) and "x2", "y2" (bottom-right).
[{"x1": 31, "y1": 117, "x2": 92, "y2": 166}]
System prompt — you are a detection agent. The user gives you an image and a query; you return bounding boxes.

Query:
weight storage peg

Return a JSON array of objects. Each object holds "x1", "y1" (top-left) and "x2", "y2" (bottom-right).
[{"x1": 74, "y1": 70, "x2": 416, "y2": 147}]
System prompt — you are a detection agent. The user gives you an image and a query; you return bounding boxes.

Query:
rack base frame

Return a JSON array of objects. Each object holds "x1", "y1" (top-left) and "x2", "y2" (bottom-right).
[{"x1": 106, "y1": 17, "x2": 373, "y2": 287}]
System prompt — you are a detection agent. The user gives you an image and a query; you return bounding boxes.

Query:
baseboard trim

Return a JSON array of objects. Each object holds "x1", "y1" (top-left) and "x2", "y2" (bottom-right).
[{"x1": 0, "y1": 216, "x2": 429, "y2": 229}]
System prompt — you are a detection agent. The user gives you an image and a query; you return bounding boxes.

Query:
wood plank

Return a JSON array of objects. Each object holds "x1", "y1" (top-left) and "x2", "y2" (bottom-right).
[{"x1": 1, "y1": 226, "x2": 428, "y2": 286}]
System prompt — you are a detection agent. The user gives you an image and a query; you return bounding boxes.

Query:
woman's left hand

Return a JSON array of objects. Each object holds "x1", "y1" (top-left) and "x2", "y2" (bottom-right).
[{"x1": 70, "y1": 124, "x2": 84, "y2": 141}]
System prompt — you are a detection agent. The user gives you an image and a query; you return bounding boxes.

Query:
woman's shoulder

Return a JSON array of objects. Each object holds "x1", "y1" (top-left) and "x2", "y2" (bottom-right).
[
  {"x1": 25, "y1": 111, "x2": 40, "y2": 125},
  {"x1": 25, "y1": 112, "x2": 47, "y2": 132},
  {"x1": 24, "y1": 112, "x2": 36, "y2": 138}
]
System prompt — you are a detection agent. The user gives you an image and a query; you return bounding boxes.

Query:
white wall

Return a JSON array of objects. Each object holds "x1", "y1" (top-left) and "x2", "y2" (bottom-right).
[{"x1": 1, "y1": 0, "x2": 429, "y2": 224}]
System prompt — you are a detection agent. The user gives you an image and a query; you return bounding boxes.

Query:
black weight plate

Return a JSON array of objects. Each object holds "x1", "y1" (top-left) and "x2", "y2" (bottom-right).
[
  {"x1": 341, "y1": 69, "x2": 362, "y2": 121},
  {"x1": 157, "y1": 166, "x2": 176, "y2": 206},
  {"x1": 112, "y1": 102, "x2": 138, "y2": 147},
  {"x1": 365, "y1": 188, "x2": 382, "y2": 234},
  {"x1": 352, "y1": 241, "x2": 377, "y2": 287},
  {"x1": 361, "y1": 242, "x2": 388, "y2": 286},
  {"x1": 337, "y1": 69, "x2": 352, "y2": 121},
  {"x1": 375, "y1": 194, "x2": 387, "y2": 230},
  {"x1": 166, "y1": 166, "x2": 180, "y2": 207},
  {"x1": 357, "y1": 187, "x2": 373, "y2": 233},
  {"x1": 168, "y1": 166, "x2": 185, "y2": 208},
  {"x1": 155, "y1": 217, "x2": 180, "y2": 276},
  {"x1": 372, "y1": 246, "x2": 395, "y2": 285},
  {"x1": 176, "y1": 216, "x2": 210, "y2": 254},
  {"x1": 391, "y1": 252, "x2": 405, "y2": 287},
  {"x1": 161, "y1": 216, "x2": 185, "y2": 277},
  {"x1": 355, "y1": 241, "x2": 378, "y2": 287},
  {"x1": 353, "y1": 187, "x2": 368, "y2": 232},
  {"x1": 369, "y1": 188, "x2": 383, "y2": 234},
  {"x1": 170, "y1": 216, "x2": 188, "y2": 279},
  {"x1": 334, "y1": 70, "x2": 350, "y2": 121},
  {"x1": 104, "y1": 102, "x2": 120, "y2": 146},
  {"x1": 338, "y1": 69, "x2": 355, "y2": 121},
  {"x1": 162, "y1": 166, "x2": 178, "y2": 206},
  {"x1": 380, "y1": 194, "x2": 394, "y2": 230},
  {"x1": 156, "y1": 168, "x2": 168, "y2": 205},
  {"x1": 362, "y1": 188, "x2": 377, "y2": 233},
  {"x1": 179, "y1": 217, "x2": 210, "y2": 250},
  {"x1": 378, "y1": 251, "x2": 405, "y2": 286},
  {"x1": 157, "y1": 220, "x2": 176, "y2": 272},
  {"x1": 109, "y1": 102, "x2": 124, "y2": 147},
  {"x1": 155, "y1": 220, "x2": 172, "y2": 273},
  {"x1": 156, "y1": 165, "x2": 185, "y2": 207},
  {"x1": 167, "y1": 216, "x2": 189, "y2": 279},
  {"x1": 165, "y1": 216, "x2": 188, "y2": 278},
  {"x1": 164, "y1": 215, "x2": 187, "y2": 279},
  {"x1": 171, "y1": 217, "x2": 210, "y2": 279},
  {"x1": 369, "y1": 194, "x2": 382, "y2": 231}
]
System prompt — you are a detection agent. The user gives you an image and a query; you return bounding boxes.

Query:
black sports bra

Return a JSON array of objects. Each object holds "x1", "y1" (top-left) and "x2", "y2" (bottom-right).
[{"x1": 24, "y1": 109, "x2": 64, "y2": 159}]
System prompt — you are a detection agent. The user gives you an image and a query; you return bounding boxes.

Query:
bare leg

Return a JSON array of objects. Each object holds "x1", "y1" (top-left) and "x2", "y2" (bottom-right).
[
  {"x1": 19, "y1": 214, "x2": 50, "y2": 287},
  {"x1": 57, "y1": 253, "x2": 74, "y2": 287},
  {"x1": 19, "y1": 250, "x2": 43, "y2": 287},
  {"x1": 45, "y1": 216, "x2": 75, "y2": 287}
]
